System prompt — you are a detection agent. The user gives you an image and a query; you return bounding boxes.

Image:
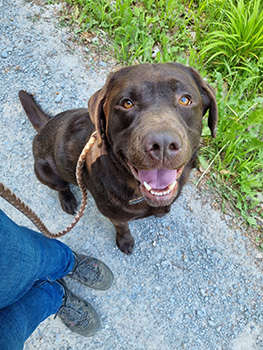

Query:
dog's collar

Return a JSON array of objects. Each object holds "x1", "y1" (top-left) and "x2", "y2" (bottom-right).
[{"x1": 129, "y1": 196, "x2": 145, "y2": 205}]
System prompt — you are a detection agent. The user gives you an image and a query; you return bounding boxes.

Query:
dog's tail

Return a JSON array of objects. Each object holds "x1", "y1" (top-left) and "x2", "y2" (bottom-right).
[{"x1": 19, "y1": 90, "x2": 50, "y2": 132}]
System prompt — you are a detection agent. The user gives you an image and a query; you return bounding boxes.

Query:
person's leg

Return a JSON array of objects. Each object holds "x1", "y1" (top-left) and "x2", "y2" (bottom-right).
[
  {"x1": 0, "y1": 210, "x2": 112, "y2": 348},
  {"x1": 0, "y1": 210, "x2": 75, "y2": 309},
  {"x1": 0, "y1": 280, "x2": 63, "y2": 350}
]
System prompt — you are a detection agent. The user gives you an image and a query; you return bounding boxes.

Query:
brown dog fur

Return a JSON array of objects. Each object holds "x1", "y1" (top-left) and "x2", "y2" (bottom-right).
[{"x1": 19, "y1": 63, "x2": 218, "y2": 254}]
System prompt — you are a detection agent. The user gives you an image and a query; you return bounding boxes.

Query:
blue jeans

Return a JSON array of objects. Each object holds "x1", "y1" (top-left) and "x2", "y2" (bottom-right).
[{"x1": 0, "y1": 210, "x2": 75, "y2": 350}]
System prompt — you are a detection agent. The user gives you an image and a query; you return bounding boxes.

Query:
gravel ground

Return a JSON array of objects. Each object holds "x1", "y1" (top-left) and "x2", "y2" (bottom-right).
[{"x1": 1, "y1": 1, "x2": 263, "y2": 349}]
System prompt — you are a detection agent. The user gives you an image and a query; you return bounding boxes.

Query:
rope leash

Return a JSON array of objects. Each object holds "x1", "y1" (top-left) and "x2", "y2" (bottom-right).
[{"x1": 0, "y1": 132, "x2": 97, "y2": 238}]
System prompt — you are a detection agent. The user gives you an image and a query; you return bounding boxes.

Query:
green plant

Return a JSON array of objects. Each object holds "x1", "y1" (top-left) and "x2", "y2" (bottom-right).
[
  {"x1": 199, "y1": 0, "x2": 263, "y2": 76},
  {"x1": 62, "y1": 0, "x2": 192, "y2": 64},
  {"x1": 199, "y1": 72, "x2": 263, "y2": 227}
]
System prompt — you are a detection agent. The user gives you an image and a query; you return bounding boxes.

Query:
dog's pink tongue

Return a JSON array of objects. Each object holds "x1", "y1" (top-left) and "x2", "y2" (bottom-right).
[{"x1": 138, "y1": 168, "x2": 177, "y2": 189}]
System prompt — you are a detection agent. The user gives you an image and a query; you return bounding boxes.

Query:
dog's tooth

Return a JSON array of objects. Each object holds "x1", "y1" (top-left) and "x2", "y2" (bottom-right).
[
  {"x1": 150, "y1": 189, "x2": 171, "y2": 197},
  {"x1": 168, "y1": 180, "x2": 177, "y2": 191},
  {"x1": 149, "y1": 188, "x2": 175, "y2": 197},
  {"x1": 143, "y1": 181, "x2": 152, "y2": 191}
]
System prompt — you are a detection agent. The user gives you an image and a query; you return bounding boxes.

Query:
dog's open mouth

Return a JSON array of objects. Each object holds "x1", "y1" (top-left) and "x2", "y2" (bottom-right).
[{"x1": 128, "y1": 163, "x2": 184, "y2": 206}]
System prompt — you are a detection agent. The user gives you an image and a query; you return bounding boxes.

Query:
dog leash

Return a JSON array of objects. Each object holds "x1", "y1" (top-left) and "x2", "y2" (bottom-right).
[{"x1": 0, "y1": 132, "x2": 97, "y2": 238}]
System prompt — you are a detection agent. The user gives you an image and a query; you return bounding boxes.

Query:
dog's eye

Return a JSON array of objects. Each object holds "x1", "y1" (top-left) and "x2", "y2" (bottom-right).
[
  {"x1": 179, "y1": 96, "x2": 191, "y2": 106},
  {"x1": 122, "y1": 99, "x2": 134, "y2": 109}
]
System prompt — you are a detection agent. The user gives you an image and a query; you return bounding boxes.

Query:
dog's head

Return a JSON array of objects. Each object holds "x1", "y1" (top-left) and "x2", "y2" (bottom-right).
[{"x1": 88, "y1": 63, "x2": 218, "y2": 206}]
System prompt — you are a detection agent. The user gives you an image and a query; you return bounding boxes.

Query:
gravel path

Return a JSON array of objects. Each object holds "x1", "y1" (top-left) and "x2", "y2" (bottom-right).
[{"x1": 1, "y1": 1, "x2": 263, "y2": 349}]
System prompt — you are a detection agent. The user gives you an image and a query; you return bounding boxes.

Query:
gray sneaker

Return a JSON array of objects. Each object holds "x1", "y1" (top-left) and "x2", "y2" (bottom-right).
[
  {"x1": 68, "y1": 252, "x2": 114, "y2": 290},
  {"x1": 56, "y1": 279, "x2": 100, "y2": 337}
]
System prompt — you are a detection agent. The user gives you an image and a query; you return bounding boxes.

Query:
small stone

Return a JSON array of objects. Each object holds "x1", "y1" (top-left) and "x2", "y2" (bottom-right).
[
  {"x1": 208, "y1": 319, "x2": 216, "y2": 327},
  {"x1": 99, "y1": 61, "x2": 107, "y2": 68},
  {"x1": 1, "y1": 51, "x2": 8, "y2": 58},
  {"x1": 55, "y1": 94, "x2": 62, "y2": 103}
]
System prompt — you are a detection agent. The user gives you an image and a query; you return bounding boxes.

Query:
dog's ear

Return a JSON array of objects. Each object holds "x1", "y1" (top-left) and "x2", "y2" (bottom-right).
[
  {"x1": 186, "y1": 66, "x2": 218, "y2": 138},
  {"x1": 88, "y1": 86, "x2": 108, "y2": 147}
]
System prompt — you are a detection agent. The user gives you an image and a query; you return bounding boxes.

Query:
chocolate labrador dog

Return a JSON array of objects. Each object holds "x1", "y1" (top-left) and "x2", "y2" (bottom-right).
[{"x1": 19, "y1": 63, "x2": 217, "y2": 254}]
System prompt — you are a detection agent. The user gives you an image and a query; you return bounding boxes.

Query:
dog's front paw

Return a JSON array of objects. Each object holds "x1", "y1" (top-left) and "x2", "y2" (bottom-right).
[
  {"x1": 116, "y1": 235, "x2": 135, "y2": 255},
  {"x1": 59, "y1": 189, "x2": 77, "y2": 215}
]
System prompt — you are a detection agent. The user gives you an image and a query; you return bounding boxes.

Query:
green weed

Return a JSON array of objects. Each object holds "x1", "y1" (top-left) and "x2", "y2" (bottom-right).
[
  {"x1": 61, "y1": 0, "x2": 192, "y2": 64},
  {"x1": 200, "y1": 72, "x2": 263, "y2": 228},
  {"x1": 199, "y1": 0, "x2": 263, "y2": 90}
]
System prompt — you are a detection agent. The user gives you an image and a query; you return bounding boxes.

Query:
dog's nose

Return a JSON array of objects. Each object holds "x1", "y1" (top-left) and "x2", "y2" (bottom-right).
[{"x1": 143, "y1": 131, "x2": 182, "y2": 161}]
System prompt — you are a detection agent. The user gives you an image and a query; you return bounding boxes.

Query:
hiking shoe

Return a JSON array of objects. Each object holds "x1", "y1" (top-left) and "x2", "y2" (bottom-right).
[
  {"x1": 56, "y1": 279, "x2": 100, "y2": 337},
  {"x1": 67, "y1": 252, "x2": 114, "y2": 290}
]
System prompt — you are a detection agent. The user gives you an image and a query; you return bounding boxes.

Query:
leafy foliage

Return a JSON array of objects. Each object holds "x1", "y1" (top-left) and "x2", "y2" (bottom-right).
[
  {"x1": 200, "y1": 0, "x2": 263, "y2": 94},
  {"x1": 62, "y1": 0, "x2": 193, "y2": 64}
]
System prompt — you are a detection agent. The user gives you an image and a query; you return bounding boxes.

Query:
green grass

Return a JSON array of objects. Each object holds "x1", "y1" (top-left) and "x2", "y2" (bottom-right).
[
  {"x1": 60, "y1": 0, "x2": 193, "y2": 64},
  {"x1": 199, "y1": 71, "x2": 263, "y2": 228},
  {"x1": 200, "y1": 0, "x2": 263, "y2": 68},
  {"x1": 199, "y1": 0, "x2": 263, "y2": 95},
  {"x1": 52, "y1": 0, "x2": 263, "y2": 241}
]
